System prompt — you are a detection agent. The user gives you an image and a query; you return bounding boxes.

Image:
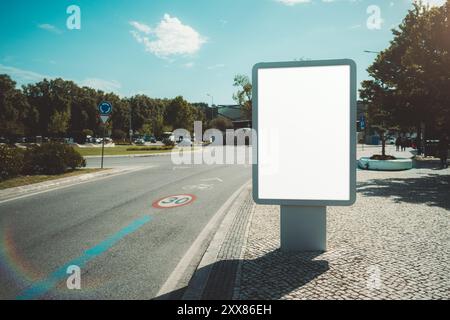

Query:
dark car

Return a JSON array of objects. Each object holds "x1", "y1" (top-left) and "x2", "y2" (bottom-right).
[{"x1": 143, "y1": 135, "x2": 157, "y2": 143}]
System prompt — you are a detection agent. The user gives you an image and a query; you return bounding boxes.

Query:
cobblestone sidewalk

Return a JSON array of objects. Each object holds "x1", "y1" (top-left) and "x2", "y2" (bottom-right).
[{"x1": 194, "y1": 161, "x2": 450, "y2": 300}]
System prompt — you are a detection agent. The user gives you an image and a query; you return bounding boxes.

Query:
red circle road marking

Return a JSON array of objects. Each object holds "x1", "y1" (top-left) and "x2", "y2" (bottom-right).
[{"x1": 152, "y1": 194, "x2": 197, "y2": 209}]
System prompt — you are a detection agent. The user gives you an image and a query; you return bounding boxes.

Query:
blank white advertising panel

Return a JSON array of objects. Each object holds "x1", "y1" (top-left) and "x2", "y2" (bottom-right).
[{"x1": 255, "y1": 61, "x2": 355, "y2": 205}]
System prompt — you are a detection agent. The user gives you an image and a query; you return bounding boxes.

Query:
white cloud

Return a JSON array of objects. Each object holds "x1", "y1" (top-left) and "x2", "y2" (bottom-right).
[
  {"x1": 207, "y1": 64, "x2": 225, "y2": 70},
  {"x1": 38, "y1": 24, "x2": 63, "y2": 34},
  {"x1": 129, "y1": 21, "x2": 151, "y2": 34},
  {"x1": 79, "y1": 78, "x2": 122, "y2": 92},
  {"x1": 421, "y1": 0, "x2": 446, "y2": 6},
  {"x1": 130, "y1": 14, "x2": 206, "y2": 58},
  {"x1": 182, "y1": 62, "x2": 195, "y2": 68},
  {"x1": 276, "y1": 0, "x2": 311, "y2": 5},
  {"x1": 0, "y1": 64, "x2": 121, "y2": 93},
  {"x1": 0, "y1": 64, "x2": 49, "y2": 82}
]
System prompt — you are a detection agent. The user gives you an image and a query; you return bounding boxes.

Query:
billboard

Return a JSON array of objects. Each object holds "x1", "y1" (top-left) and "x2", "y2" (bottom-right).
[{"x1": 252, "y1": 59, "x2": 357, "y2": 206}]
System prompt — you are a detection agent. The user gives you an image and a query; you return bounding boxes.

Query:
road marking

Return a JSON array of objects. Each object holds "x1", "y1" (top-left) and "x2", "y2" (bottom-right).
[
  {"x1": 16, "y1": 215, "x2": 153, "y2": 300},
  {"x1": 201, "y1": 178, "x2": 223, "y2": 183},
  {"x1": 152, "y1": 194, "x2": 196, "y2": 209},
  {"x1": 156, "y1": 180, "x2": 251, "y2": 299},
  {"x1": 182, "y1": 184, "x2": 214, "y2": 191},
  {"x1": 173, "y1": 166, "x2": 191, "y2": 171}
]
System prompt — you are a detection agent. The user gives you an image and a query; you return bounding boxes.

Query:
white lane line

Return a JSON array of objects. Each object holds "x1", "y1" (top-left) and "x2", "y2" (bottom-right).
[
  {"x1": 182, "y1": 184, "x2": 214, "y2": 191},
  {"x1": 0, "y1": 166, "x2": 153, "y2": 205},
  {"x1": 173, "y1": 166, "x2": 192, "y2": 171},
  {"x1": 201, "y1": 178, "x2": 224, "y2": 183}
]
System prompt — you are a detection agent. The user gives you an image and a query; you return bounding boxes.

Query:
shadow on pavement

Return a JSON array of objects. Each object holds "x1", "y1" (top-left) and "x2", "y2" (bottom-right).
[
  {"x1": 357, "y1": 173, "x2": 450, "y2": 210},
  {"x1": 413, "y1": 158, "x2": 449, "y2": 170},
  {"x1": 155, "y1": 249, "x2": 328, "y2": 300}
]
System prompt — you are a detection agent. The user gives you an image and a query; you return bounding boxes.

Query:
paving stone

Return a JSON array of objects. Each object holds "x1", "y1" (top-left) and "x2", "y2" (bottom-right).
[{"x1": 197, "y1": 150, "x2": 449, "y2": 300}]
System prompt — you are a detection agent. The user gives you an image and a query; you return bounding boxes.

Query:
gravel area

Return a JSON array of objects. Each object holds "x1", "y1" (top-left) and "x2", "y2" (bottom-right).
[{"x1": 236, "y1": 163, "x2": 450, "y2": 300}]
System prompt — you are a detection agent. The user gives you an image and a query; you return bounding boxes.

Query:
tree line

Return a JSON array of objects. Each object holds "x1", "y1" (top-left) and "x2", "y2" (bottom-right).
[
  {"x1": 360, "y1": 0, "x2": 450, "y2": 153},
  {"x1": 0, "y1": 75, "x2": 210, "y2": 143}
]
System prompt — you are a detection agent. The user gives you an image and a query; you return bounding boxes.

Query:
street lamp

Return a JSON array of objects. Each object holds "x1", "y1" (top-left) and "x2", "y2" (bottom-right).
[
  {"x1": 206, "y1": 93, "x2": 214, "y2": 107},
  {"x1": 129, "y1": 105, "x2": 133, "y2": 144},
  {"x1": 364, "y1": 50, "x2": 381, "y2": 54},
  {"x1": 206, "y1": 93, "x2": 215, "y2": 121}
]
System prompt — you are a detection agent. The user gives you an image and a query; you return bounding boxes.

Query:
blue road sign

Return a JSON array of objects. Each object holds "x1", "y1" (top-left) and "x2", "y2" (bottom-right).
[
  {"x1": 98, "y1": 101, "x2": 113, "y2": 115},
  {"x1": 360, "y1": 115, "x2": 366, "y2": 130}
]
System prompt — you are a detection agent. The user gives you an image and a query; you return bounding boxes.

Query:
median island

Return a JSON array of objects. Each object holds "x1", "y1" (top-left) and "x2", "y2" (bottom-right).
[{"x1": 73, "y1": 145, "x2": 175, "y2": 157}]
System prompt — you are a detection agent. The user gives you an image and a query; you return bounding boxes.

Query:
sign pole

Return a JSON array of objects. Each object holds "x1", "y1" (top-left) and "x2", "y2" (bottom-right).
[
  {"x1": 280, "y1": 205, "x2": 327, "y2": 252},
  {"x1": 97, "y1": 101, "x2": 113, "y2": 169},
  {"x1": 361, "y1": 115, "x2": 366, "y2": 152},
  {"x1": 101, "y1": 124, "x2": 105, "y2": 169}
]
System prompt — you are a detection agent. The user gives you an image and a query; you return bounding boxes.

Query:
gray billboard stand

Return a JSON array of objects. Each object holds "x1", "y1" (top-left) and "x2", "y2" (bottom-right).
[
  {"x1": 252, "y1": 59, "x2": 357, "y2": 252},
  {"x1": 281, "y1": 206, "x2": 327, "y2": 251}
]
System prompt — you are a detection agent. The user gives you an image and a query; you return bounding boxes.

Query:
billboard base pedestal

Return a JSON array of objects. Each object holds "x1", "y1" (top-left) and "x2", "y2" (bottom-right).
[{"x1": 280, "y1": 205, "x2": 326, "y2": 252}]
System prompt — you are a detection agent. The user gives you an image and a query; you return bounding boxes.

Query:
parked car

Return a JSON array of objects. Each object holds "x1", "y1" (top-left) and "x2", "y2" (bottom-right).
[
  {"x1": 134, "y1": 138, "x2": 145, "y2": 145},
  {"x1": 161, "y1": 132, "x2": 175, "y2": 143}
]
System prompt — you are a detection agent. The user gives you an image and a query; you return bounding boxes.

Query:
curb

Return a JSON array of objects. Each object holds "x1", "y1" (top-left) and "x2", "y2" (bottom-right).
[
  {"x1": 83, "y1": 148, "x2": 203, "y2": 159},
  {"x1": 0, "y1": 167, "x2": 147, "y2": 204},
  {"x1": 83, "y1": 152, "x2": 173, "y2": 159},
  {"x1": 182, "y1": 183, "x2": 254, "y2": 300}
]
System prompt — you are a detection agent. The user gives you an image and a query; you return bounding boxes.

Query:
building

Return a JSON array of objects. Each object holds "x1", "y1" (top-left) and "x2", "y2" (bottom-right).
[{"x1": 216, "y1": 105, "x2": 252, "y2": 129}]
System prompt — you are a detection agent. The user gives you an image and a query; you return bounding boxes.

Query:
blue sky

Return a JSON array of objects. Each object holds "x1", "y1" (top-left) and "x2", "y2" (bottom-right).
[{"x1": 0, "y1": 0, "x2": 446, "y2": 104}]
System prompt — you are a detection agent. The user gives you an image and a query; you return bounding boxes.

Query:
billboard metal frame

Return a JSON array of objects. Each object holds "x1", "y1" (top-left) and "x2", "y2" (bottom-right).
[{"x1": 252, "y1": 59, "x2": 357, "y2": 207}]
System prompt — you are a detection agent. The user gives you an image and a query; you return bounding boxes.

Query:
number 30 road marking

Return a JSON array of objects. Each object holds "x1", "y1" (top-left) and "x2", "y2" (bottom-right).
[{"x1": 152, "y1": 194, "x2": 196, "y2": 209}]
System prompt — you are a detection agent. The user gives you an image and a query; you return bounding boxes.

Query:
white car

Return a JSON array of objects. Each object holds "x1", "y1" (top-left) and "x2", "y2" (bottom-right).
[
  {"x1": 134, "y1": 139, "x2": 145, "y2": 145},
  {"x1": 177, "y1": 137, "x2": 193, "y2": 147}
]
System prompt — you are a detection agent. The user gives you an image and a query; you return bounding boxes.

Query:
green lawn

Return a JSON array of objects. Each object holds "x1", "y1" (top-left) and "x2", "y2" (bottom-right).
[
  {"x1": 0, "y1": 169, "x2": 105, "y2": 190},
  {"x1": 73, "y1": 145, "x2": 176, "y2": 157}
]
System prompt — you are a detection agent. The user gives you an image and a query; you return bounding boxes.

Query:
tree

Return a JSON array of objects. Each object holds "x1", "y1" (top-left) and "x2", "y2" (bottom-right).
[
  {"x1": 2, "y1": 75, "x2": 207, "y2": 141},
  {"x1": 209, "y1": 117, "x2": 233, "y2": 132},
  {"x1": 360, "y1": 80, "x2": 398, "y2": 157},
  {"x1": 233, "y1": 75, "x2": 252, "y2": 120},
  {"x1": 48, "y1": 110, "x2": 70, "y2": 136},
  {"x1": 165, "y1": 96, "x2": 195, "y2": 131},
  {"x1": 0, "y1": 75, "x2": 36, "y2": 138},
  {"x1": 112, "y1": 129, "x2": 126, "y2": 140},
  {"x1": 192, "y1": 102, "x2": 215, "y2": 123},
  {"x1": 23, "y1": 78, "x2": 73, "y2": 137},
  {"x1": 127, "y1": 95, "x2": 167, "y2": 137},
  {"x1": 365, "y1": 0, "x2": 450, "y2": 151},
  {"x1": 69, "y1": 85, "x2": 100, "y2": 138}
]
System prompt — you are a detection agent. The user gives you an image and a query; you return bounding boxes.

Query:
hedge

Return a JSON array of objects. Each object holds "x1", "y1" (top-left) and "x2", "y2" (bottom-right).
[
  {"x1": 0, "y1": 145, "x2": 25, "y2": 181},
  {"x1": 0, "y1": 143, "x2": 86, "y2": 180}
]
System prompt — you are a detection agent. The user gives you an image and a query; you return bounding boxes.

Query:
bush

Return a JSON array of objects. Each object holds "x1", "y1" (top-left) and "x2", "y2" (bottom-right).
[
  {"x1": 65, "y1": 146, "x2": 87, "y2": 170},
  {"x1": 0, "y1": 145, "x2": 25, "y2": 181},
  {"x1": 23, "y1": 142, "x2": 86, "y2": 175}
]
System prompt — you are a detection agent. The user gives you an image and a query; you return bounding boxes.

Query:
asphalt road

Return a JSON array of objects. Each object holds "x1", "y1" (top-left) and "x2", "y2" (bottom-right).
[{"x1": 0, "y1": 152, "x2": 251, "y2": 299}]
